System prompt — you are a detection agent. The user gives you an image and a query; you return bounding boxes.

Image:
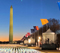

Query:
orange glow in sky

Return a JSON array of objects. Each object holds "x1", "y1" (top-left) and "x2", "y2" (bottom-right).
[{"x1": 0, "y1": 35, "x2": 22, "y2": 42}]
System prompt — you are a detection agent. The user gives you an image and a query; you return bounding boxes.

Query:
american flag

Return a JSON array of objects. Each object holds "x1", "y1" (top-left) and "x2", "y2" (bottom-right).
[{"x1": 31, "y1": 29, "x2": 35, "y2": 33}]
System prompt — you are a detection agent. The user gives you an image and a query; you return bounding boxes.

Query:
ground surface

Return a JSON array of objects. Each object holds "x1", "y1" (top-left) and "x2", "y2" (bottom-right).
[
  {"x1": 27, "y1": 46, "x2": 60, "y2": 53},
  {"x1": 0, "y1": 44, "x2": 60, "y2": 53}
]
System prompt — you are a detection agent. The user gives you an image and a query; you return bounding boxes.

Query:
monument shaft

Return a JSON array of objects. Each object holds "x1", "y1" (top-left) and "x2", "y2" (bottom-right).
[{"x1": 9, "y1": 6, "x2": 13, "y2": 43}]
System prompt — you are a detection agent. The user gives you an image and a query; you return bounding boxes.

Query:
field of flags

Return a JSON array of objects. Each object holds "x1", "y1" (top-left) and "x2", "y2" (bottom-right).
[{"x1": 0, "y1": 47, "x2": 40, "y2": 53}]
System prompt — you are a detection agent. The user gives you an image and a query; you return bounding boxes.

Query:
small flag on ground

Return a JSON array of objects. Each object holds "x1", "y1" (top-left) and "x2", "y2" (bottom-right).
[{"x1": 40, "y1": 19, "x2": 49, "y2": 25}]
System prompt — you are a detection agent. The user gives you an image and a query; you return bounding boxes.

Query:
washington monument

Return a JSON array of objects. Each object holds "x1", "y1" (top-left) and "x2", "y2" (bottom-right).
[{"x1": 9, "y1": 5, "x2": 13, "y2": 43}]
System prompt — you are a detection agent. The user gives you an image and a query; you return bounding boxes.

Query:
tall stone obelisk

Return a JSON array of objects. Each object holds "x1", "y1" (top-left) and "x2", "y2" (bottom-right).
[{"x1": 9, "y1": 5, "x2": 13, "y2": 43}]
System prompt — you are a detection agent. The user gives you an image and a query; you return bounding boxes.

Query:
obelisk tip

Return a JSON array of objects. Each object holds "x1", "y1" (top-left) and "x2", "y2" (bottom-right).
[{"x1": 10, "y1": 5, "x2": 12, "y2": 8}]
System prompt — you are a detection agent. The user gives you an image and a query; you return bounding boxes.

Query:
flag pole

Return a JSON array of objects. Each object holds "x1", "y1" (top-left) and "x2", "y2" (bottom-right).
[
  {"x1": 34, "y1": 31, "x2": 36, "y2": 46},
  {"x1": 58, "y1": 20, "x2": 60, "y2": 30},
  {"x1": 34, "y1": 32, "x2": 35, "y2": 44},
  {"x1": 46, "y1": 24, "x2": 47, "y2": 31},
  {"x1": 38, "y1": 29, "x2": 40, "y2": 47},
  {"x1": 34, "y1": 26, "x2": 35, "y2": 43},
  {"x1": 42, "y1": 25, "x2": 43, "y2": 44},
  {"x1": 38, "y1": 29, "x2": 39, "y2": 46},
  {"x1": 40, "y1": 19, "x2": 49, "y2": 44}
]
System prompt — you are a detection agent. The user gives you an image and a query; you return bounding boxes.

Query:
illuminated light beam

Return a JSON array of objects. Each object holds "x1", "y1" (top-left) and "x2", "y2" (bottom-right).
[
  {"x1": 57, "y1": 1, "x2": 60, "y2": 10},
  {"x1": 21, "y1": 0, "x2": 22, "y2": 1}
]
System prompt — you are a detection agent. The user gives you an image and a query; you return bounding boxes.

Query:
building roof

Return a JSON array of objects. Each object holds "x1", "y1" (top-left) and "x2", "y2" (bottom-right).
[{"x1": 43, "y1": 28, "x2": 55, "y2": 34}]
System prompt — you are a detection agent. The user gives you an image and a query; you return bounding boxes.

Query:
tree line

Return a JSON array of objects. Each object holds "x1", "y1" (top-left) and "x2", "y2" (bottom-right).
[{"x1": 39, "y1": 18, "x2": 60, "y2": 35}]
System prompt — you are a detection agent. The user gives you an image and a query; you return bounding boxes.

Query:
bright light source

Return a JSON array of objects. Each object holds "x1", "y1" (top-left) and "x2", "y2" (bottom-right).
[
  {"x1": 39, "y1": 37, "x2": 40, "y2": 39},
  {"x1": 56, "y1": 48, "x2": 58, "y2": 50},
  {"x1": 38, "y1": 39, "x2": 39, "y2": 42},
  {"x1": 59, "y1": 48, "x2": 60, "y2": 50},
  {"x1": 28, "y1": 39, "x2": 31, "y2": 43},
  {"x1": 38, "y1": 36, "x2": 41, "y2": 40}
]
